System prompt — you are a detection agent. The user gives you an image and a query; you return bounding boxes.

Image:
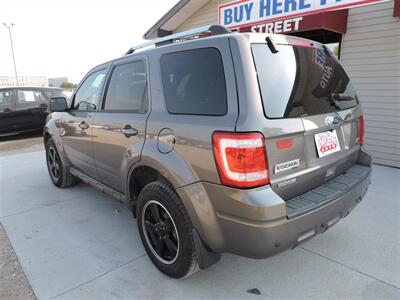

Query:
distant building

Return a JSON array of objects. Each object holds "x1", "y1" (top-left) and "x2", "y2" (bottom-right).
[
  {"x1": 0, "y1": 76, "x2": 48, "y2": 87},
  {"x1": 48, "y1": 77, "x2": 69, "y2": 87}
]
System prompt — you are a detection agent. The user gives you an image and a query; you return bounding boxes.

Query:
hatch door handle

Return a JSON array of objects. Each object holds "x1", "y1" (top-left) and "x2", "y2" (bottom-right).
[
  {"x1": 79, "y1": 121, "x2": 89, "y2": 130},
  {"x1": 121, "y1": 125, "x2": 138, "y2": 137}
]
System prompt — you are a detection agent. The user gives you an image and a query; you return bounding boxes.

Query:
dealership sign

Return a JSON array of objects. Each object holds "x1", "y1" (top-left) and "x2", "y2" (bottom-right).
[
  {"x1": 239, "y1": 9, "x2": 348, "y2": 33},
  {"x1": 218, "y1": 0, "x2": 388, "y2": 29}
]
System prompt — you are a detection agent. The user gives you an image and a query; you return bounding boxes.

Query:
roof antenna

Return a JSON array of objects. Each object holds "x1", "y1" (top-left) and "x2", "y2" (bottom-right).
[{"x1": 266, "y1": 36, "x2": 279, "y2": 54}]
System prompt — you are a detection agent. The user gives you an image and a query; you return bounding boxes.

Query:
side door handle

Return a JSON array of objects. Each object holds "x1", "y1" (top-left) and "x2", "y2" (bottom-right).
[
  {"x1": 79, "y1": 121, "x2": 89, "y2": 130},
  {"x1": 121, "y1": 125, "x2": 138, "y2": 138}
]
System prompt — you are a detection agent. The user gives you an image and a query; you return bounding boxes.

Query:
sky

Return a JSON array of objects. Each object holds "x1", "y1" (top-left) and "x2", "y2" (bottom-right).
[{"x1": 0, "y1": 0, "x2": 178, "y2": 83}]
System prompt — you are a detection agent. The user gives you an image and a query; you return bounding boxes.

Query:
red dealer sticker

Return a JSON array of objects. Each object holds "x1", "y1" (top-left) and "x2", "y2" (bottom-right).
[{"x1": 314, "y1": 130, "x2": 341, "y2": 157}]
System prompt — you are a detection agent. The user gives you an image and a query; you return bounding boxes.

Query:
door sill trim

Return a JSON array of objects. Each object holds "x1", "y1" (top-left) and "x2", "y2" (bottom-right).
[{"x1": 69, "y1": 167, "x2": 127, "y2": 203}]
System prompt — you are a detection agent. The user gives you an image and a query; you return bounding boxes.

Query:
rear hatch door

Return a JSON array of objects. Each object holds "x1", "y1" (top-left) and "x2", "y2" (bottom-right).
[{"x1": 251, "y1": 38, "x2": 363, "y2": 200}]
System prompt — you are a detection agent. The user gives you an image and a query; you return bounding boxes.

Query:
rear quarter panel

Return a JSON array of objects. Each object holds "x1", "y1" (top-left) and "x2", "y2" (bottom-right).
[{"x1": 141, "y1": 36, "x2": 239, "y2": 187}]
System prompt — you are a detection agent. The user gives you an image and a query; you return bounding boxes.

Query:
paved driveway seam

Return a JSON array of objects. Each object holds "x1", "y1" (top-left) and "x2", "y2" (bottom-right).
[
  {"x1": 49, "y1": 254, "x2": 146, "y2": 299},
  {"x1": 368, "y1": 187, "x2": 398, "y2": 197},
  {"x1": 299, "y1": 247, "x2": 400, "y2": 290},
  {"x1": 0, "y1": 190, "x2": 98, "y2": 219}
]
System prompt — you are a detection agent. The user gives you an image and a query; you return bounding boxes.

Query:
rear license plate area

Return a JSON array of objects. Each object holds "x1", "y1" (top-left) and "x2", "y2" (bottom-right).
[{"x1": 314, "y1": 130, "x2": 341, "y2": 157}]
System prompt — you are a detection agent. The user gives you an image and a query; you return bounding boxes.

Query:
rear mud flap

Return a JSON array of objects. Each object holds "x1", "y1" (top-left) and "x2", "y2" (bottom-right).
[{"x1": 193, "y1": 229, "x2": 221, "y2": 270}]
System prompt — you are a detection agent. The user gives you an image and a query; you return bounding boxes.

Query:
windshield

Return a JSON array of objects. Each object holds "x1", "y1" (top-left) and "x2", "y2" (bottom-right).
[{"x1": 252, "y1": 43, "x2": 359, "y2": 118}]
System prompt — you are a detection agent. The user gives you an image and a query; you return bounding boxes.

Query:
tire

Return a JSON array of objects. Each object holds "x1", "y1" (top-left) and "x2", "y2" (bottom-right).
[
  {"x1": 137, "y1": 181, "x2": 198, "y2": 278},
  {"x1": 45, "y1": 138, "x2": 77, "y2": 188}
]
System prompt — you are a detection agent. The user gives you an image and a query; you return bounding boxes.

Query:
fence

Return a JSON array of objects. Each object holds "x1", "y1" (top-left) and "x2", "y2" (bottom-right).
[{"x1": 0, "y1": 76, "x2": 48, "y2": 87}]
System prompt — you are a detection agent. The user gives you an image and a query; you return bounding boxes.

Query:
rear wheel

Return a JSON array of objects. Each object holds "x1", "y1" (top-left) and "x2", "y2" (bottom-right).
[
  {"x1": 45, "y1": 138, "x2": 77, "y2": 187},
  {"x1": 137, "y1": 181, "x2": 198, "y2": 278}
]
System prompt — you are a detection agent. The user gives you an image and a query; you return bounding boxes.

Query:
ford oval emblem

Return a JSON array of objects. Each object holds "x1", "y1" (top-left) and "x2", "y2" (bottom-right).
[{"x1": 325, "y1": 115, "x2": 342, "y2": 127}]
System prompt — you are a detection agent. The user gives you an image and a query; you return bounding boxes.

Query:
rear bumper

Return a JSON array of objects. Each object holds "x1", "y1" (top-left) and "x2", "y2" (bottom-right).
[
  {"x1": 177, "y1": 148, "x2": 372, "y2": 258},
  {"x1": 217, "y1": 164, "x2": 370, "y2": 258}
]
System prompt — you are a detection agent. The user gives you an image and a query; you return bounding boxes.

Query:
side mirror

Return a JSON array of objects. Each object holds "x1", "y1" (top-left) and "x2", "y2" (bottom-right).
[{"x1": 49, "y1": 97, "x2": 68, "y2": 112}]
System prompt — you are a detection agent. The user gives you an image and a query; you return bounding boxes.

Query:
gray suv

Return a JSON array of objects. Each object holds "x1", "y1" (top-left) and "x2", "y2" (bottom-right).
[{"x1": 44, "y1": 25, "x2": 372, "y2": 278}]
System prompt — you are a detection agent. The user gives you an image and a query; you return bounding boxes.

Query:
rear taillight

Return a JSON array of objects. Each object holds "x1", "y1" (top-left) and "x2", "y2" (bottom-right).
[
  {"x1": 359, "y1": 114, "x2": 365, "y2": 145},
  {"x1": 212, "y1": 132, "x2": 269, "y2": 188}
]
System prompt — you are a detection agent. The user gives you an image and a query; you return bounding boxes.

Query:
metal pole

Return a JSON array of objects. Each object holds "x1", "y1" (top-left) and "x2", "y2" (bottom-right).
[{"x1": 3, "y1": 23, "x2": 18, "y2": 86}]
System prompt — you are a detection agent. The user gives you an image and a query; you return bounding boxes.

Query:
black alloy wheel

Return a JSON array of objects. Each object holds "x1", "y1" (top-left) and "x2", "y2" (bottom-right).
[
  {"x1": 136, "y1": 181, "x2": 198, "y2": 278},
  {"x1": 45, "y1": 138, "x2": 77, "y2": 187},
  {"x1": 142, "y1": 200, "x2": 179, "y2": 264},
  {"x1": 47, "y1": 146, "x2": 61, "y2": 182}
]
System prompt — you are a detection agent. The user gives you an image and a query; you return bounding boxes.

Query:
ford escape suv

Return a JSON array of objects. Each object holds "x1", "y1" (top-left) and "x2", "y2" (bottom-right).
[{"x1": 44, "y1": 25, "x2": 372, "y2": 278}]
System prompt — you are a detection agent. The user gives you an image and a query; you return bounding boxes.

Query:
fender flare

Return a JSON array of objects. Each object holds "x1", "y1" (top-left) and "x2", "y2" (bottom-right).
[
  {"x1": 43, "y1": 120, "x2": 71, "y2": 167},
  {"x1": 125, "y1": 139, "x2": 199, "y2": 194}
]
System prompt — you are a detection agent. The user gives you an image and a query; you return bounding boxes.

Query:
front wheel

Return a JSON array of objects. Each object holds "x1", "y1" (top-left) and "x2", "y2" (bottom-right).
[
  {"x1": 137, "y1": 181, "x2": 198, "y2": 278},
  {"x1": 45, "y1": 138, "x2": 77, "y2": 187}
]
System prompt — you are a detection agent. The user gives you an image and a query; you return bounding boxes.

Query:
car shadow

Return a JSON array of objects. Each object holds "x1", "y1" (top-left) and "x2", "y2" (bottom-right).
[{"x1": 0, "y1": 130, "x2": 43, "y2": 142}]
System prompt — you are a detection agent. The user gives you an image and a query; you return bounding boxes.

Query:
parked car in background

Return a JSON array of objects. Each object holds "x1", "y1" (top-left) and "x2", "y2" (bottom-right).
[
  {"x1": 0, "y1": 87, "x2": 67, "y2": 137},
  {"x1": 44, "y1": 25, "x2": 372, "y2": 278}
]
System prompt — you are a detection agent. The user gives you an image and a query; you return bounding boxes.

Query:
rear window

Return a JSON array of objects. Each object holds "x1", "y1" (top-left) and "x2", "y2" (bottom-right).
[
  {"x1": 252, "y1": 44, "x2": 359, "y2": 118},
  {"x1": 43, "y1": 89, "x2": 63, "y2": 99},
  {"x1": 160, "y1": 48, "x2": 227, "y2": 116}
]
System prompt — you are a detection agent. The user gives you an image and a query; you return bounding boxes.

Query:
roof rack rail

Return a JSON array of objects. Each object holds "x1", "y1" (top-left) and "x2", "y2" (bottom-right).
[{"x1": 125, "y1": 25, "x2": 231, "y2": 55}]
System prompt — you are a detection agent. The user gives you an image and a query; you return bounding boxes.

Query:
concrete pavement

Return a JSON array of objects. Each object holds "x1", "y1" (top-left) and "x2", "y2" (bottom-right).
[
  {"x1": 0, "y1": 151, "x2": 399, "y2": 299},
  {"x1": 0, "y1": 133, "x2": 43, "y2": 157}
]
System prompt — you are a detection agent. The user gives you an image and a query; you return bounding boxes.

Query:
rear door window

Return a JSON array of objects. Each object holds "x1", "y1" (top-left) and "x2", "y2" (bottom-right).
[
  {"x1": 252, "y1": 44, "x2": 359, "y2": 118},
  {"x1": 160, "y1": 48, "x2": 227, "y2": 116},
  {"x1": 103, "y1": 61, "x2": 148, "y2": 113},
  {"x1": 17, "y1": 90, "x2": 47, "y2": 103}
]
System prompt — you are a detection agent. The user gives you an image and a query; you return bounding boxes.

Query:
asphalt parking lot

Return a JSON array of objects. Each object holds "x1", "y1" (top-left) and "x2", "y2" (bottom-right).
[{"x1": 0, "y1": 149, "x2": 399, "y2": 300}]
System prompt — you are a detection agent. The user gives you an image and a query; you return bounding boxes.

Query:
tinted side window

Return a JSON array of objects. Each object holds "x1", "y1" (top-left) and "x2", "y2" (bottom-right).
[
  {"x1": 160, "y1": 48, "x2": 227, "y2": 116},
  {"x1": 43, "y1": 89, "x2": 61, "y2": 99},
  {"x1": 74, "y1": 69, "x2": 107, "y2": 111},
  {"x1": 0, "y1": 90, "x2": 12, "y2": 106},
  {"x1": 17, "y1": 90, "x2": 47, "y2": 103},
  {"x1": 104, "y1": 61, "x2": 148, "y2": 112}
]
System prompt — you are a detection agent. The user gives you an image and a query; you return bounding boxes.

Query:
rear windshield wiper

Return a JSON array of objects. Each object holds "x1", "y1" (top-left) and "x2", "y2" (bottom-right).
[
  {"x1": 330, "y1": 93, "x2": 355, "y2": 101},
  {"x1": 265, "y1": 36, "x2": 279, "y2": 54}
]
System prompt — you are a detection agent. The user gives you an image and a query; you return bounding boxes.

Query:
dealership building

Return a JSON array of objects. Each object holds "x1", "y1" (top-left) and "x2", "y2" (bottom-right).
[{"x1": 144, "y1": 0, "x2": 400, "y2": 167}]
